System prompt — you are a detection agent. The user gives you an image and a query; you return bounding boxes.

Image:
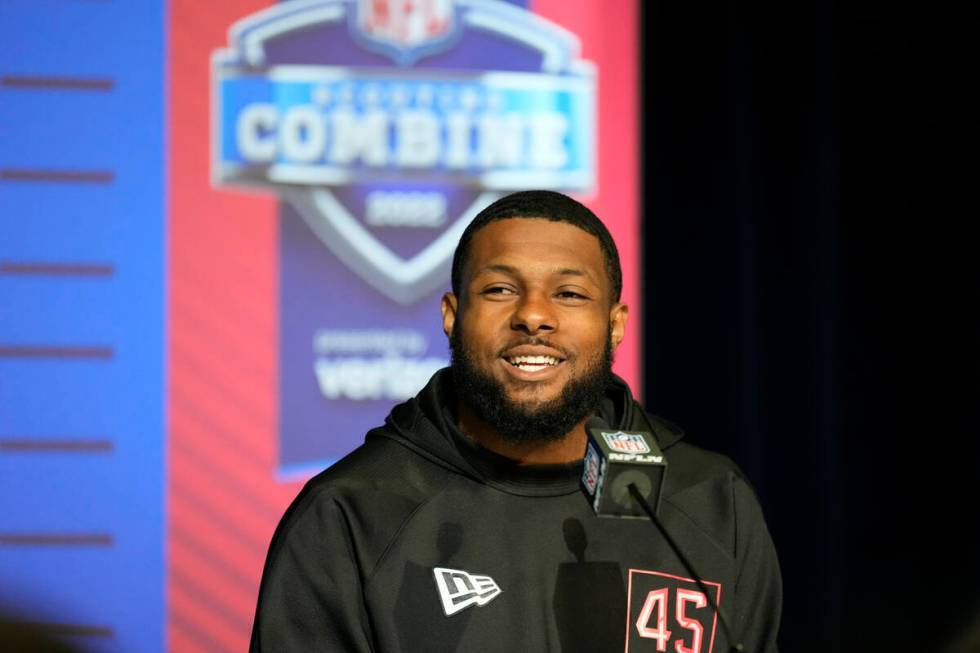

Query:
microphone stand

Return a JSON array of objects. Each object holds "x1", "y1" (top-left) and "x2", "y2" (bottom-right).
[{"x1": 628, "y1": 483, "x2": 745, "y2": 653}]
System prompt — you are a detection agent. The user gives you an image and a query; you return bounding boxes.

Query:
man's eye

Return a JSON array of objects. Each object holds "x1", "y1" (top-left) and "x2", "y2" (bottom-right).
[
  {"x1": 483, "y1": 286, "x2": 514, "y2": 295},
  {"x1": 557, "y1": 291, "x2": 589, "y2": 300}
]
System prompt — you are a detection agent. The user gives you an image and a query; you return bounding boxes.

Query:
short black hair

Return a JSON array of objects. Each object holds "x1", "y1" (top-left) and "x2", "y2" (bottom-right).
[{"x1": 451, "y1": 190, "x2": 623, "y2": 302}]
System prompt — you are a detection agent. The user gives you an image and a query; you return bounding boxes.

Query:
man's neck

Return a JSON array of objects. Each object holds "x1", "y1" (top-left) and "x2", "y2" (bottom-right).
[{"x1": 455, "y1": 402, "x2": 589, "y2": 465}]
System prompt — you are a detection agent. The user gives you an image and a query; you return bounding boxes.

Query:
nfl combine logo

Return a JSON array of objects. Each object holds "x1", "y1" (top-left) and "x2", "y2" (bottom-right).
[
  {"x1": 212, "y1": 0, "x2": 596, "y2": 304},
  {"x1": 602, "y1": 431, "x2": 651, "y2": 454},
  {"x1": 211, "y1": 0, "x2": 596, "y2": 470}
]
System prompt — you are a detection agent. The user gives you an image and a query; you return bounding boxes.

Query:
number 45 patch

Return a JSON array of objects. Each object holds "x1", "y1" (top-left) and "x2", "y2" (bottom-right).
[{"x1": 626, "y1": 569, "x2": 722, "y2": 653}]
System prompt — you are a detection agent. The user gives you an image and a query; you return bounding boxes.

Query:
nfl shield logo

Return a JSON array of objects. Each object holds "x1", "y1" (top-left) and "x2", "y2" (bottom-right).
[
  {"x1": 602, "y1": 431, "x2": 651, "y2": 454},
  {"x1": 354, "y1": 0, "x2": 458, "y2": 65},
  {"x1": 582, "y1": 442, "x2": 601, "y2": 495}
]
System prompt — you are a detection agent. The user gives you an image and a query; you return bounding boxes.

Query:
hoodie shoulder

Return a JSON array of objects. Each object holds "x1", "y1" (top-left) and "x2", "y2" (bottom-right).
[
  {"x1": 661, "y1": 439, "x2": 767, "y2": 562},
  {"x1": 273, "y1": 432, "x2": 454, "y2": 582},
  {"x1": 627, "y1": 401, "x2": 741, "y2": 488},
  {"x1": 303, "y1": 431, "x2": 452, "y2": 507},
  {"x1": 631, "y1": 404, "x2": 761, "y2": 558},
  {"x1": 252, "y1": 432, "x2": 454, "y2": 651},
  {"x1": 663, "y1": 440, "x2": 746, "y2": 491}
]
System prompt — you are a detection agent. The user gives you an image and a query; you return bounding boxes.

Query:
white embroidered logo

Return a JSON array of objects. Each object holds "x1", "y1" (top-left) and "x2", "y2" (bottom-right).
[{"x1": 433, "y1": 567, "x2": 502, "y2": 616}]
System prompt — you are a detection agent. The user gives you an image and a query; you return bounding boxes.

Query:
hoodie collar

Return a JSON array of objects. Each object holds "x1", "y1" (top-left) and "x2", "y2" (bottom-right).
[{"x1": 377, "y1": 368, "x2": 684, "y2": 497}]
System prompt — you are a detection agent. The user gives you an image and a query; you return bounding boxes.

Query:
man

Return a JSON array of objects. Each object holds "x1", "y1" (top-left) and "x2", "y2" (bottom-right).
[{"x1": 251, "y1": 191, "x2": 782, "y2": 652}]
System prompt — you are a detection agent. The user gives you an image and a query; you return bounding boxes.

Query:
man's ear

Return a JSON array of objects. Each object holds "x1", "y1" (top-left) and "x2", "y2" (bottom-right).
[
  {"x1": 441, "y1": 292, "x2": 458, "y2": 338},
  {"x1": 609, "y1": 302, "x2": 629, "y2": 351}
]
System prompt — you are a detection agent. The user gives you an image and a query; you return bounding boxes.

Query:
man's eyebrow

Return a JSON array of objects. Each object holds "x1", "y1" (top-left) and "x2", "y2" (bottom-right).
[
  {"x1": 476, "y1": 263, "x2": 519, "y2": 276},
  {"x1": 475, "y1": 264, "x2": 598, "y2": 283}
]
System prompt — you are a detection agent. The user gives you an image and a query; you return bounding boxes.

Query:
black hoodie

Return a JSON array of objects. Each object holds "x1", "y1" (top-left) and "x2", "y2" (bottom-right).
[{"x1": 251, "y1": 369, "x2": 781, "y2": 652}]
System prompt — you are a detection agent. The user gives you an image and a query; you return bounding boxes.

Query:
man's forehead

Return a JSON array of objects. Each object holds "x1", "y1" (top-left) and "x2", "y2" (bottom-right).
[
  {"x1": 468, "y1": 218, "x2": 604, "y2": 264},
  {"x1": 459, "y1": 218, "x2": 608, "y2": 297}
]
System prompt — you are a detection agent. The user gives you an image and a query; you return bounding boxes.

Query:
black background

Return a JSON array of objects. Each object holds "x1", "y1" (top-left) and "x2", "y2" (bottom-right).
[{"x1": 639, "y1": 1, "x2": 977, "y2": 651}]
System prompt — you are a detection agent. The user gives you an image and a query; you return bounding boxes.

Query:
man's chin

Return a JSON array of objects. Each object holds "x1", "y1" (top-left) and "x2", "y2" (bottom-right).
[
  {"x1": 500, "y1": 381, "x2": 565, "y2": 407},
  {"x1": 450, "y1": 329, "x2": 612, "y2": 445},
  {"x1": 501, "y1": 397, "x2": 556, "y2": 418}
]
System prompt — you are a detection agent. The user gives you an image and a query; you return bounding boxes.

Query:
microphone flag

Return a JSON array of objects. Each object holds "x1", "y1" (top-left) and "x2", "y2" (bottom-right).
[{"x1": 580, "y1": 420, "x2": 668, "y2": 518}]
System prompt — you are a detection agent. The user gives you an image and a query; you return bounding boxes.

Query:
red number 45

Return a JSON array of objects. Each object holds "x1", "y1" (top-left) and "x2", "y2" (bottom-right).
[{"x1": 636, "y1": 587, "x2": 708, "y2": 653}]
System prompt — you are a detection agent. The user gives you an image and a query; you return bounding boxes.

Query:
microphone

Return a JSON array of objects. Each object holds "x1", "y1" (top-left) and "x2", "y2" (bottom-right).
[
  {"x1": 579, "y1": 417, "x2": 668, "y2": 518},
  {"x1": 580, "y1": 417, "x2": 745, "y2": 653}
]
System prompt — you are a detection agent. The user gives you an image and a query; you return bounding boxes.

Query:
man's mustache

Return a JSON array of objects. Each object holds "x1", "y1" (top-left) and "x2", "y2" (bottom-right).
[{"x1": 495, "y1": 337, "x2": 572, "y2": 359}]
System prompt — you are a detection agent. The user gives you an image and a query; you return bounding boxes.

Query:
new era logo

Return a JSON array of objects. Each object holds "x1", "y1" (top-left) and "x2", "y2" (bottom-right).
[{"x1": 433, "y1": 567, "x2": 502, "y2": 616}]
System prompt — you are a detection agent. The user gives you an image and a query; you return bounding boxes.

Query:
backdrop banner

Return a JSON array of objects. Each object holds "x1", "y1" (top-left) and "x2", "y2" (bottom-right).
[{"x1": 171, "y1": 0, "x2": 637, "y2": 650}]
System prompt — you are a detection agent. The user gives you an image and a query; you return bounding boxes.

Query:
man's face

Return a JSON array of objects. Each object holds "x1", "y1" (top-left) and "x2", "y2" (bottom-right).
[{"x1": 442, "y1": 218, "x2": 628, "y2": 442}]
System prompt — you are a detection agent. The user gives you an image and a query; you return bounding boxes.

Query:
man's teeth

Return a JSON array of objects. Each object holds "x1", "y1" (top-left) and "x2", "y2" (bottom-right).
[{"x1": 508, "y1": 355, "x2": 559, "y2": 371}]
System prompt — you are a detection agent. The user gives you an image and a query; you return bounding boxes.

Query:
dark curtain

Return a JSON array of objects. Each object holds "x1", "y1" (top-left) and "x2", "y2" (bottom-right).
[{"x1": 641, "y1": 1, "x2": 978, "y2": 651}]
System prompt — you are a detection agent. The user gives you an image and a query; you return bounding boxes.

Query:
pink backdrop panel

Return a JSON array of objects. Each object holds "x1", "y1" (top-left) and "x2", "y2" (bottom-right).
[{"x1": 168, "y1": 2, "x2": 638, "y2": 651}]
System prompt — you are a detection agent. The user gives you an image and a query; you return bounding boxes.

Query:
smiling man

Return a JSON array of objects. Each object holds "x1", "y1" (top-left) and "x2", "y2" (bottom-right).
[
  {"x1": 445, "y1": 213, "x2": 627, "y2": 466},
  {"x1": 251, "y1": 191, "x2": 782, "y2": 652}
]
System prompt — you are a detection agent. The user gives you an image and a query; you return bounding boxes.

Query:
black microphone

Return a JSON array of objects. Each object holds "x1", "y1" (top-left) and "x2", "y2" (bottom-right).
[
  {"x1": 580, "y1": 417, "x2": 745, "y2": 653},
  {"x1": 580, "y1": 417, "x2": 668, "y2": 518}
]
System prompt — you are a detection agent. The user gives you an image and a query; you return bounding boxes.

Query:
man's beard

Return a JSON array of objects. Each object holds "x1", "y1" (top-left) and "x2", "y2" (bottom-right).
[{"x1": 449, "y1": 326, "x2": 613, "y2": 446}]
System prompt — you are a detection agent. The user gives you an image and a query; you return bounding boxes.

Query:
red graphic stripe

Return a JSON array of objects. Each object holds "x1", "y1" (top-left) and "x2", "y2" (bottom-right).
[
  {"x1": 170, "y1": 232, "x2": 279, "y2": 334},
  {"x1": 170, "y1": 380, "x2": 277, "y2": 481},
  {"x1": 169, "y1": 370, "x2": 275, "y2": 459},
  {"x1": 170, "y1": 335, "x2": 275, "y2": 430},
  {"x1": 0, "y1": 345, "x2": 113, "y2": 359},
  {"x1": 0, "y1": 169, "x2": 114, "y2": 184},
  {"x1": 171, "y1": 522, "x2": 261, "y2": 595},
  {"x1": 169, "y1": 449, "x2": 281, "y2": 538},
  {"x1": 169, "y1": 621, "x2": 214, "y2": 653},
  {"x1": 171, "y1": 579, "x2": 250, "y2": 653},
  {"x1": 0, "y1": 533, "x2": 113, "y2": 546},
  {"x1": 169, "y1": 424, "x2": 276, "y2": 516},
  {"x1": 0, "y1": 75, "x2": 115, "y2": 91},
  {"x1": 169, "y1": 421, "x2": 277, "y2": 518},
  {"x1": 0, "y1": 438, "x2": 113, "y2": 452},
  {"x1": 169, "y1": 553, "x2": 255, "y2": 630},
  {"x1": 170, "y1": 484, "x2": 270, "y2": 562},
  {"x1": 0, "y1": 261, "x2": 114, "y2": 277},
  {"x1": 168, "y1": 1, "x2": 288, "y2": 647},
  {"x1": 170, "y1": 286, "x2": 276, "y2": 370},
  {"x1": 170, "y1": 439, "x2": 282, "y2": 542}
]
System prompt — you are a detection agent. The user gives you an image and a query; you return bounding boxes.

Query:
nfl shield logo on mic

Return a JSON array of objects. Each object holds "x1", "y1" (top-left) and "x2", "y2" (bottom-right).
[{"x1": 602, "y1": 431, "x2": 651, "y2": 454}]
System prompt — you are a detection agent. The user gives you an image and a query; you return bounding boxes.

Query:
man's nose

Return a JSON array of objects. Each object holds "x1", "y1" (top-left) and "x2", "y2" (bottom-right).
[{"x1": 510, "y1": 292, "x2": 556, "y2": 334}]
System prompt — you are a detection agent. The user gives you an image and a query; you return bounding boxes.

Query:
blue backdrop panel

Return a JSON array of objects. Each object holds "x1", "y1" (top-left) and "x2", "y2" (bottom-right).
[{"x1": 0, "y1": 2, "x2": 166, "y2": 652}]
